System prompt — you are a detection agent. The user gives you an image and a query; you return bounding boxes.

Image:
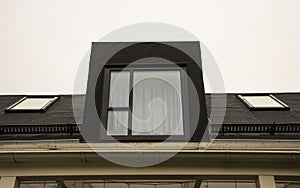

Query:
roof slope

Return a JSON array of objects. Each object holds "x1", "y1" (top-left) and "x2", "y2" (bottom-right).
[
  {"x1": 207, "y1": 93, "x2": 300, "y2": 125},
  {"x1": 0, "y1": 94, "x2": 299, "y2": 140},
  {"x1": 207, "y1": 93, "x2": 300, "y2": 138},
  {"x1": 0, "y1": 95, "x2": 82, "y2": 140}
]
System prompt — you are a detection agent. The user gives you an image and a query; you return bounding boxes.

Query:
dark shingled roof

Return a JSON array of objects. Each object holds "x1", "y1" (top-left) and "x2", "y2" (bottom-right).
[
  {"x1": 0, "y1": 94, "x2": 300, "y2": 140},
  {"x1": 207, "y1": 93, "x2": 300, "y2": 139},
  {"x1": 207, "y1": 93, "x2": 300, "y2": 124},
  {"x1": 0, "y1": 95, "x2": 83, "y2": 140}
]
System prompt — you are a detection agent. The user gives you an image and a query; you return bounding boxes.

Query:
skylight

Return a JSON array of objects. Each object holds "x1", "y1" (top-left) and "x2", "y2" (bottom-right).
[
  {"x1": 237, "y1": 94, "x2": 290, "y2": 110},
  {"x1": 5, "y1": 96, "x2": 59, "y2": 112}
]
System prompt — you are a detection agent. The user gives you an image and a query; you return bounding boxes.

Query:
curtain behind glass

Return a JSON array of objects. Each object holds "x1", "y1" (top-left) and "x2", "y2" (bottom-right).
[
  {"x1": 109, "y1": 71, "x2": 130, "y2": 107},
  {"x1": 107, "y1": 71, "x2": 130, "y2": 135},
  {"x1": 132, "y1": 70, "x2": 183, "y2": 135}
]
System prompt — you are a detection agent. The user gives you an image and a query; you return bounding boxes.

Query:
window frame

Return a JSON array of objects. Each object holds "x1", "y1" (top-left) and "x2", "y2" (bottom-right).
[
  {"x1": 237, "y1": 94, "x2": 290, "y2": 111},
  {"x1": 100, "y1": 63, "x2": 191, "y2": 142},
  {"x1": 5, "y1": 96, "x2": 59, "y2": 113}
]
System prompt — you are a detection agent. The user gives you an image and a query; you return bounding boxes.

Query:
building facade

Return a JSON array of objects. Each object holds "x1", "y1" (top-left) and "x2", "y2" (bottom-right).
[{"x1": 0, "y1": 42, "x2": 300, "y2": 188}]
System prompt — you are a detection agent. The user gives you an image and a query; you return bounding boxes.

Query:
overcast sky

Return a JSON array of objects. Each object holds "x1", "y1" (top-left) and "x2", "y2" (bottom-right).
[{"x1": 0, "y1": 0, "x2": 299, "y2": 94}]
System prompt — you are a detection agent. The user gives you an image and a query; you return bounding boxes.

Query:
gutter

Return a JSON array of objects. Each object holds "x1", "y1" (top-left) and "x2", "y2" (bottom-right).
[{"x1": 0, "y1": 140, "x2": 300, "y2": 164}]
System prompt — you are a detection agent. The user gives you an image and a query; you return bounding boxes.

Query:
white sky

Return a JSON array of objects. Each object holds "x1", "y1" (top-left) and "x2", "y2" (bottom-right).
[{"x1": 0, "y1": 0, "x2": 299, "y2": 94}]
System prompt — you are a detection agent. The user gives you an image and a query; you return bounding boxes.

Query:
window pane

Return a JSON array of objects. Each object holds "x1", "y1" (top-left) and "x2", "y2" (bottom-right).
[
  {"x1": 109, "y1": 71, "x2": 130, "y2": 107},
  {"x1": 132, "y1": 70, "x2": 184, "y2": 135},
  {"x1": 242, "y1": 96, "x2": 284, "y2": 108},
  {"x1": 20, "y1": 181, "x2": 57, "y2": 188},
  {"x1": 107, "y1": 111, "x2": 128, "y2": 136},
  {"x1": 276, "y1": 181, "x2": 300, "y2": 188},
  {"x1": 200, "y1": 180, "x2": 257, "y2": 188},
  {"x1": 6, "y1": 97, "x2": 58, "y2": 112},
  {"x1": 11, "y1": 98, "x2": 53, "y2": 110},
  {"x1": 63, "y1": 180, "x2": 196, "y2": 188}
]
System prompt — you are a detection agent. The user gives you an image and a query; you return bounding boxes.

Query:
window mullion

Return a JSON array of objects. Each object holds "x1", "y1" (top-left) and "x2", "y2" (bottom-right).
[
  {"x1": 107, "y1": 107, "x2": 129, "y2": 111},
  {"x1": 128, "y1": 69, "x2": 134, "y2": 136}
]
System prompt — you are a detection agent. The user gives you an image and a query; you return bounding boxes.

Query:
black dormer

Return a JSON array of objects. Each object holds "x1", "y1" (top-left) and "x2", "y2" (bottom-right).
[{"x1": 82, "y1": 42, "x2": 208, "y2": 142}]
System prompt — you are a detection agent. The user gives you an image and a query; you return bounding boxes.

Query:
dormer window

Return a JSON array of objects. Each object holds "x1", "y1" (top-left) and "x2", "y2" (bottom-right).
[
  {"x1": 104, "y1": 67, "x2": 185, "y2": 139},
  {"x1": 83, "y1": 42, "x2": 208, "y2": 142}
]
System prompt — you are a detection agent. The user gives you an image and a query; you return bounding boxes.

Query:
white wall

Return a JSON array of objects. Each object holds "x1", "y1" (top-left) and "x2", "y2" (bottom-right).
[{"x1": 0, "y1": 0, "x2": 299, "y2": 94}]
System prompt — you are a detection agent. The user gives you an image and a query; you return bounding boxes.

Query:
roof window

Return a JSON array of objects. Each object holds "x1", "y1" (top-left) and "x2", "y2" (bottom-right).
[
  {"x1": 237, "y1": 94, "x2": 290, "y2": 110},
  {"x1": 5, "y1": 96, "x2": 59, "y2": 112}
]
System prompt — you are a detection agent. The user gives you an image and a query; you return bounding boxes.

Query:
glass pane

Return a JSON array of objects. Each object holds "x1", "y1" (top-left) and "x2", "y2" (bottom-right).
[
  {"x1": 132, "y1": 70, "x2": 183, "y2": 135},
  {"x1": 20, "y1": 181, "x2": 57, "y2": 188},
  {"x1": 130, "y1": 183, "x2": 195, "y2": 188},
  {"x1": 63, "y1": 180, "x2": 196, "y2": 188},
  {"x1": 19, "y1": 180, "x2": 196, "y2": 188},
  {"x1": 107, "y1": 110, "x2": 128, "y2": 136},
  {"x1": 88, "y1": 183, "x2": 128, "y2": 188},
  {"x1": 242, "y1": 96, "x2": 284, "y2": 108},
  {"x1": 200, "y1": 180, "x2": 257, "y2": 188},
  {"x1": 11, "y1": 97, "x2": 57, "y2": 110},
  {"x1": 276, "y1": 182, "x2": 300, "y2": 188},
  {"x1": 109, "y1": 71, "x2": 130, "y2": 107}
]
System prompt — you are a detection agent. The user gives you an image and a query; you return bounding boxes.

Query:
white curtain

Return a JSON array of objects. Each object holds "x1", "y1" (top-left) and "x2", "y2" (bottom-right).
[{"x1": 132, "y1": 70, "x2": 184, "y2": 135}]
